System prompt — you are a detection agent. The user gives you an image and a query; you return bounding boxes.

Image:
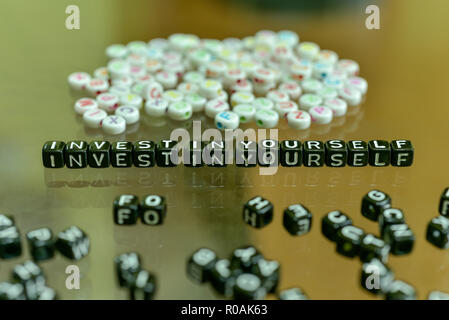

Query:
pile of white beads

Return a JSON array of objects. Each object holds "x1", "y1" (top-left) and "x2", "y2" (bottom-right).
[{"x1": 68, "y1": 30, "x2": 368, "y2": 135}]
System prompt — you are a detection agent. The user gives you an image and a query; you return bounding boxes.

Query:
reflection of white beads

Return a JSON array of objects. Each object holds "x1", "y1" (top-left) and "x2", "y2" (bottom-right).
[
  {"x1": 167, "y1": 101, "x2": 193, "y2": 121},
  {"x1": 215, "y1": 111, "x2": 240, "y2": 130},
  {"x1": 286, "y1": 110, "x2": 311, "y2": 130},
  {"x1": 255, "y1": 109, "x2": 279, "y2": 128},
  {"x1": 233, "y1": 104, "x2": 256, "y2": 123},
  {"x1": 309, "y1": 106, "x2": 333, "y2": 124}
]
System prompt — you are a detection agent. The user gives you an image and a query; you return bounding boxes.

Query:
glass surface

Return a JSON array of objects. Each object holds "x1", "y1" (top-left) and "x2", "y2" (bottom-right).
[{"x1": 0, "y1": 0, "x2": 448, "y2": 299}]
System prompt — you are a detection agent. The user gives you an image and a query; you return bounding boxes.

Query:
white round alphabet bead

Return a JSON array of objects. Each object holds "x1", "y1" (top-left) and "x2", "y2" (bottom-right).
[
  {"x1": 127, "y1": 41, "x2": 147, "y2": 55},
  {"x1": 83, "y1": 109, "x2": 108, "y2": 129},
  {"x1": 199, "y1": 79, "x2": 223, "y2": 99},
  {"x1": 297, "y1": 42, "x2": 320, "y2": 60},
  {"x1": 286, "y1": 110, "x2": 311, "y2": 130},
  {"x1": 336, "y1": 59, "x2": 360, "y2": 76},
  {"x1": 141, "y1": 82, "x2": 163, "y2": 101},
  {"x1": 215, "y1": 111, "x2": 240, "y2": 130},
  {"x1": 277, "y1": 30, "x2": 299, "y2": 47},
  {"x1": 299, "y1": 94, "x2": 323, "y2": 111},
  {"x1": 162, "y1": 90, "x2": 184, "y2": 104},
  {"x1": 106, "y1": 44, "x2": 128, "y2": 59},
  {"x1": 323, "y1": 76, "x2": 344, "y2": 90},
  {"x1": 309, "y1": 106, "x2": 333, "y2": 124},
  {"x1": 102, "y1": 115, "x2": 126, "y2": 135},
  {"x1": 74, "y1": 98, "x2": 98, "y2": 115},
  {"x1": 97, "y1": 93, "x2": 120, "y2": 112},
  {"x1": 279, "y1": 82, "x2": 302, "y2": 100},
  {"x1": 255, "y1": 109, "x2": 279, "y2": 128},
  {"x1": 120, "y1": 93, "x2": 143, "y2": 109},
  {"x1": 339, "y1": 86, "x2": 362, "y2": 106},
  {"x1": 324, "y1": 98, "x2": 347, "y2": 117},
  {"x1": 86, "y1": 79, "x2": 109, "y2": 97},
  {"x1": 167, "y1": 101, "x2": 193, "y2": 121},
  {"x1": 317, "y1": 87, "x2": 338, "y2": 100},
  {"x1": 290, "y1": 64, "x2": 312, "y2": 82},
  {"x1": 155, "y1": 71, "x2": 177, "y2": 89},
  {"x1": 93, "y1": 67, "x2": 109, "y2": 81},
  {"x1": 177, "y1": 82, "x2": 199, "y2": 94},
  {"x1": 301, "y1": 79, "x2": 323, "y2": 94},
  {"x1": 205, "y1": 99, "x2": 230, "y2": 118},
  {"x1": 107, "y1": 60, "x2": 130, "y2": 79},
  {"x1": 205, "y1": 61, "x2": 227, "y2": 78},
  {"x1": 316, "y1": 50, "x2": 339, "y2": 65},
  {"x1": 184, "y1": 93, "x2": 207, "y2": 112},
  {"x1": 254, "y1": 97, "x2": 274, "y2": 110},
  {"x1": 115, "y1": 105, "x2": 140, "y2": 124},
  {"x1": 346, "y1": 76, "x2": 368, "y2": 95},
  {"x1": 313, "y1": 62, "x2": 334, "y2": 80},
  {"x1": 266, "y1": 90, "x2": 290, "y2": 104},
  {"x1": 183, "y1": 71, "x2": 205, "y2": 84},
  {"x1": 233, "y1": 104, "x2": 256, "y2": 123},
  {"x1": 274, "y1": 101, "x2": 298, "y2": 117},
  {"x1": 231, "y1": 91, "x2": 255, "y2": 107},
  {"x1": 145, "y1": 98, "x2": 168, "y2": 117},
  {"x1": 252, "y1": 68, "x2": 275, "y2": 86},
  {"x1": 68, "y1": 72, "x2": 91, "y2": 90}
]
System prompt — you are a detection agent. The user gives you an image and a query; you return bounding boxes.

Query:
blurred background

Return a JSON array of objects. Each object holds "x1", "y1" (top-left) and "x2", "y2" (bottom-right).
[{"x1": 0, "y1": 0, "x2": 449, "y2": 300}]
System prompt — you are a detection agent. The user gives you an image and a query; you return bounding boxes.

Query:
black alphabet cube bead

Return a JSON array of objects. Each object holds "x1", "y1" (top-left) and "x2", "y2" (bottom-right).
[
  {"x1": 243, "y1": 196, "x2": 273, "y2": 228},
  {"x1": 187, "y1": 247, "x2": 217, "y2": 283},
  {"x1": 251, "y1": 258, "x2": 280, "y2": 293},
  {"x1": 56, "y1": 226, "x2": 90, "y2": 260},
  {"x1": 42, "y1": 141, "x2": 66, "y2": 168},
  {"x1": 359, "y1": 234, "x2": 390, "y2": 263},
  {"x1": 383, "y1": 224, "x2": 414, "y2": 255},
  {"x1": 321, "y1": 210, "x2": 352, "y2": 241},
  {"x1": 129, "y1": 269, "x2": 157, "y2": 300},
  {"x1": 336, "y1": 225, "x2": 365, "y2": 258},
  {"x1": 26, "y1": 227, "x2": 55, "y2": 262},
  {"x1": 278, "y1": 288, "x2": 308, "y2": 300},
  {"x1": 258, "y1": 140, "x2": 279, "y2": 167},
  {"x1": 0, "y1": 214, "x2": 14, "y2": 230},
  {"x1": 115, "y1": 252, "x2": 142, "y2": 287},
  {"x1": 325, "y1": 140, "x2": 347, "y2": 167},
  {"x1": 204, "y1": 140, "x2": 227, "y2": 167},
  {"x1": 379, "y1": 208, "x2": 405, "y2": 237},
  {"x1": 65, "y1": 141, "x2": 88, "y2": 169},
  {"x1": 233, "y1": 273, "x2": 267, "y2": 300},
  {"x1": 235, "y1": 141, "x2": 257, "y2": 167},
  {"x1": 140, "y1": 195, "x2": 166, "y2": 225},
  {"x1": 87, "y1": 141, "x2": 111, "y2": 168},
  {"x1": 360, "y1": 259, "x2": 394, "y2": 295},
  {"x1": 426, "y1": 215, "x2": 449, "y2": 249},
  {"x1": 385, "y1": 280, "x2": 416, "y2": 300},
  {"x1": 283, "y1": 204, "x2": 312, "y2": 236},
  {"x1": 113, "y1": 195, "x2": 140, "y2": 225},
  {"x1": 156, "y1": 140, "x2": 179, "y2": 167},
  {"x1": 133, "y1": 141, "x2": 156, "y2": 168},
  {"x1": 230, "y1": 245, "x2": 263, "y2": 272},
  {"x1": 184, "y1": 141, "x2": 204, "y2": 167},
  {"x1": 0, "y1": 282, "x2": 25, "y2": 300},
  {"x1": 12, "y1": 260, "x2": 46, "y2": 300},
  {"x1": 347, "y1": 140, "x2": 368, "y2": 167},
  {"x1": 368, "y1": 140, "x2": 390, "y2": 166},
  {"x1": 280, "y1": 140, "x2": 302, "y2": 167},
  {"x1": 303, "y1": 140, "x2": 325, "y2": 167},
  {"x1": 439, "y1": 188, "x2": 449, "y2": 217},
  {"x1": 390, "y1": 140, "x2": 414, "y2": 167},
  {"x1": 361, "y1": 189, "x2": 391, "y2": 221},
  {"x1": 111, "y1": 141, "x2": 133, "y2": 167},
  {"x1": 209, "y1": 259, "x2": 238, "y2": 298},
  {"x1": 0, "y1": 226, "x2": 22, "y2": 259}
]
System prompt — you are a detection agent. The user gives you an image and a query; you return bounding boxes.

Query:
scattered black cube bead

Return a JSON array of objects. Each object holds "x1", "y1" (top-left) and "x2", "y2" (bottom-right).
[
  {"x1": 65, "y1": 141, "x2": 88, "y2": 169},
  {"x1": 133, "y1": 140, "x2": 156, "y2": 168},
  {"x1": 361, "y1": 259, "x2": 394, "y2": 295},
  {"x1": 243, "y1": 196, "x2": 273, "y2": 228},
  {"x1": 129, "y1": 270, "x2": 157, "y2": 300},
  {"x1": 56, "y1": 226, "x2": 90, "y2": 260},
  {"x1": 26, "y1": 227, "x2": 55, "y2": 262},
  {"x1": 426, "y1": 215, "x2": 449, "y2": 249},
  {"x1": 325, "y1": 140, "x2": 347, "y2": 167},
  {"x1": 303, "y1": 140, "x2": 325, "y2": 167},
  {"x1": 184, "y1": 141, "x2": 204, "y2": 167},
  {"x1": 336, "y1": 225, "x2": 365, "y2": 258},
  {"x1": 0, "y1": 214, "x2": 14, "y2": 230},
  {"x1": 383, "y1": 224, "x2": 414, "y2": 255},
  {"x1": 385, "y1": 280, "x2": 416, "y2": 300},
  {"x1": 283, "y1": 204, "x2": 312, "y2": 236},
  {"x1": 209, "y1": 259, "x2": 238, "y2": 298},
  {"x1": 321, "y1": 210, "x2": 352, "y2": 241},
  {"x1": 379, "y1": 208, "x2": 405, "y2": 237},
  {"x1": 230, "y1": 245, "x2": 263, "y2": 272},
  {"x1": 347, "y1": 140, "x2": 368, "y2": 167},
  {"x1": 12, "y1": 260, "x2": 46, "y2": 300},
  {"x1": 280, "y1": 140, "x2": 302, "y2": 167},
  {"x1": 251, "y1": 258, "x2": 280, "y2": 293},
  {"x1": 0, "y1": 282, "x2": 25, "y2": 300},
  {"x1": 0, "y1": 226, "x2": 22, "y2": 259},
  {"x1": 42, "y1": 141, "x2": 66, "y2": 168},
  {"x1": 204, "y1": 140, "x2": 227, "y2": 167},
  {"x1": 368, "y1": 140, "x2": 390, "y2": 166},
  {"x1": 187, "y1": 248, "x2": 217, "y2": 283},
  {"x1": 235, "y1": 141, "x2": 257, "y2": 167},
  {"x1": 278, "y1": 288, "x2": 308, "y2": 300},
  {"x1": 113, "y1": 195, "x2": 140, "y2": 225},
  {"x1": 233, "y1": 273, "x2": 267, "y2": 300},
  {"x1": 115, "y1": 252, "x2": 142, "y2": 287},
  {"x1": 390, "y1": 140, "x2": 414, "y2": 167},
  {"x1": 439, "y1": 188, "x2": 449, "y2": 217},
  {"x1": 258, "y1": 140, "x2": 279, "y2": 167},
  {"x1": 359, "y1": 234, "x2": 390, "y2": 263},
  {"x1": 87, "y1": 141, "x2": 111, "y2": 168},
  {"x1": 156, "y1": 140, "x2": 179, "y2": 167},
  {"x1": 361, "y1": 189, "x2": 391, "y2": 221},
  {"x1": 111, "y1": 141, "x2": 133, "y2": 167},
  {"x1": 140, "y1": 195, "x2": 166, "y2": 225}
]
